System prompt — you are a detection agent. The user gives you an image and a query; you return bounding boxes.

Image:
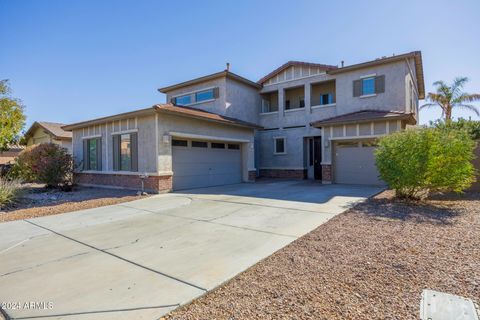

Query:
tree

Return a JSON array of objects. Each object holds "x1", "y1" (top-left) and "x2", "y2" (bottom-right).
[
  {"x1": 421, "y1": 77, "x2": 480, "y2": 121},
  {"x1": 0, "y1": 80, "x2": 26, "y2": 151},
  {"x1": 375, "y1": 127, "x2": 476, "y2": 199}
]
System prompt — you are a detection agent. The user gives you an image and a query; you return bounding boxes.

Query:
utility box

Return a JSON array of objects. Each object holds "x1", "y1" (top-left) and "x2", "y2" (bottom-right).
[{"x1": 420, "y1": 289, "x2": 479, "y2": 320}]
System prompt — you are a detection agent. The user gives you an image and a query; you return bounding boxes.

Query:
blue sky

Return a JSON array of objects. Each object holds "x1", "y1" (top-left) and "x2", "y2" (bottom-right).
[{"x1": 1, "y1": 0, "x2": 479, "y2": 129}]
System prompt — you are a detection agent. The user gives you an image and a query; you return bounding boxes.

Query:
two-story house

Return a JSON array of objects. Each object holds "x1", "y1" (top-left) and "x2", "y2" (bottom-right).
[{"x1": 63, "y1": 51, "x2": 424, "y2": 193}]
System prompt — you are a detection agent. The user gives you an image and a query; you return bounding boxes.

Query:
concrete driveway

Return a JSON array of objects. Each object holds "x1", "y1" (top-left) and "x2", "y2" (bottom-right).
[{"x1": 0, "y1": 180, "x2": 382, "y2": 319}]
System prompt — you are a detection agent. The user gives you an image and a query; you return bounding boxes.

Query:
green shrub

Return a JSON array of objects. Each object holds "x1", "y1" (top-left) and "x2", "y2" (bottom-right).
[
  {"x1": 12, "y1": 143, "x2": 73, "y2": 189},
  {"x1": 375, "y1": 127, "x2": 476, "y2": 199},
  {"x1": 0, "y1": 177, "x2": 22, "y2": 208}
]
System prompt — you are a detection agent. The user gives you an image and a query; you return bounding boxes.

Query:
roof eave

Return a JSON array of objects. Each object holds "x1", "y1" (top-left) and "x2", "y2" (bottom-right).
[
  {"x1": 158, "y1": 71, "x2": 261, "y2": 94},
  {"x1": 311, "y1": 113, "x2": 415, "y2": 128},
  {"x1": 155, "y1": 106, "x2": 262, "y2": 130}
]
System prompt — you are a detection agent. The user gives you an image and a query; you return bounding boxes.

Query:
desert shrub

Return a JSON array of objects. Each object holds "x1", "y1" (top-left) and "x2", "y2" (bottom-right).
[
  {"x1": 375, "y1": 127, "x2": 476, "y2": 199},
  {"x1": 11, "y1": 143, "x2": 73, "y2": 189},
  {"x1": 0, "y1": 177, "x2": 22, "y2": 208}
]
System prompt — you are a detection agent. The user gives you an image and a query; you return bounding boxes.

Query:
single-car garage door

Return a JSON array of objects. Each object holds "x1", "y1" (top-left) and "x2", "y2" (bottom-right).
[
  {"x1": 334, "y1": 140, "x2": 385, "y2": 186},
  {"x1": 172, "y1": 138, "x2": 242, "y2": 190}
]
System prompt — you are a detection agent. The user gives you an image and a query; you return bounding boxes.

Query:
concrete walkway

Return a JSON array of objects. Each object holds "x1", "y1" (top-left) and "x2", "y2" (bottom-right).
[{"x1": 0, "y1": 180, "x2": 382, "y2": 319}]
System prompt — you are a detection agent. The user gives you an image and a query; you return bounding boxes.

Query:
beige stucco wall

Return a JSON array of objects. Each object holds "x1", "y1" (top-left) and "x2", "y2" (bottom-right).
[
  {"x1": 157, "y1": 113, "x2": 255, "y2": 182},
  {"x1": 27, "y1": 127, "x2": 72, "y2": 153},
  {"x1": 71, "y1": 114, "x2": 158, "y2": 174}
]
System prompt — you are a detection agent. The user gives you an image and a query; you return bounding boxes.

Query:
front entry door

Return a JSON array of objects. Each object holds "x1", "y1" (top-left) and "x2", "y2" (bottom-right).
[{"x1": 313, "y1": 136, "x2": 322, "y2": 180}]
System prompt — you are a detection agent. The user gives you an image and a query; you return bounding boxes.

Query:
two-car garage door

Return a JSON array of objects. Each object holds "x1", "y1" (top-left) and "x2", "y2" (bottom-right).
[
  {"x1": 172, "y1": 138, "x2": 242, "y2": 190},
  {"x1": 334, "y1": 140, "x2": 385, "y2": 186}
]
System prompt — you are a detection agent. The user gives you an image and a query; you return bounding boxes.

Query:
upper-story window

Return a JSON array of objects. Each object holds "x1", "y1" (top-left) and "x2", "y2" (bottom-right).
[
  {"x1": 362, "y1": 77, "x2": 375, "y2": 95},
  {"x1": 353, "y1": 75, "x2": 385, "y2": 97},
  {"x1": 175, "y1": 95, "x2": 192, "y2": 106},
  {"x1": 195, "y1": 89, "x2": 215, "y2": 102},
  {"x1": 173, "y1": 87, "x2": 219, "y2": 106},
  {"x1": 320, "y1": 93, "x2": 334, "y2": 105}
]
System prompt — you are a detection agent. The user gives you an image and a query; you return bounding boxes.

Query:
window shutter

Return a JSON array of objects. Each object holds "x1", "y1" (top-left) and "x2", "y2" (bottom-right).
[
  {"x1": 113, "y1": 135, "x2": 120, "y2": 171},
  {"x1": 375, "y1": 75, "x2": 385, "y2": 93},
  {"x1": 83, "y1": 139, "x2": 88, "y2": 170},
  {"x1": 213, "y1": 87, "x2": 220, "y2": 99},
  {"x1": 353, "y1": 80, "x2": 362, "y2": 97},
  {"x1": 130, "y1": 133, "x2": 138, "y2": 172},
  {"x1": 96, "y1": 138, "x2": 102, "y2": 171}
]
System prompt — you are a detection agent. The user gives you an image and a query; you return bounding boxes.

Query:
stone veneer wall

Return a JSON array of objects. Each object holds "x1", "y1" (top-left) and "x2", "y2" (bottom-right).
[
  {"x1": 321, "y1": 165, "x2": 332, "y2": 184},
  {"x1": 75, "y1": 173, "x2": 172, "y2": 193},
  {"x1": 259, "y1": 169, "x2": 306, "y2": 179}
]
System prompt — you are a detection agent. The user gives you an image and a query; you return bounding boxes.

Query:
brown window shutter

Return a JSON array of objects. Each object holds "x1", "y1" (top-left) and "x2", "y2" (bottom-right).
[
  {"x1": 213, "y1": 87, "x2": 220, "y2": 99},
  {"x1": 375, "y1": 75, "x2": 385, "y2": 93},
  {"x1": 83, "y1": 139, "x2": 88, "y2": 170},
  {"x1": 112, "y1": 135, "x2": 120, "y2": 171},
  {"x1": 96, "y1": 138, "x2": 102, "y2": 171},
  {"x1": 353, "y1": 80, "x2": 361, "y2": 97},
  {"x1": 130, "y1": 133, "x2": 138, "y2": 172}
]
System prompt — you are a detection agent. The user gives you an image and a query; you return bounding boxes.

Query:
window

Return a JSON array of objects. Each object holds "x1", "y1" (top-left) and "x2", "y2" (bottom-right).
[
  {"x1": 195, "y1": 89, "x2": 214, "y2": 102},
  {"x1": 353, "y1": 75, "x2": 385, "y2": 97},
  {"x1": 299, "y1": 97, "x2": 305, "y2": 108},
  {"x1": 274, "y1": 137, "x2": 286, "y2": 154},
  {"x1": 228, "y1": 143, "x2": 240, "y2": 150},
  {"x1": 172, "y1": 139, "x2": 188, "y2": 147},
  {"x1": 362, "y1": 77, "x2": 375, "y2": 95},
  {"x1": 262, "y1": 99, "x2": 272, "y2": 113},
  {"x1": 320, "y1": 93, "x2": 333, "y2": 105},
  {"x1": 83, "y1": 138, "x2": 101, "y2": 170},
  {"x1": 285, "y1": 100, "x2": 291, "y2": 110},
  {"x1": 120, "y1": 134, "x2": 131, "y2": 171},
  {"x1": 211, "y1": 142, "x2": 225, "y2": 149},
  {"x1": 173, "y1": 87, "x2": 218, "y2": 106},
  {"x1": 174, "y1": 95, "x2": 191, "y2": 106},
  {"x1": 113, "y1": 133, "x2": 138, "y2": 172},
  {"x1": 192, "y1": 141, "x2": 208, "y2": 148}
]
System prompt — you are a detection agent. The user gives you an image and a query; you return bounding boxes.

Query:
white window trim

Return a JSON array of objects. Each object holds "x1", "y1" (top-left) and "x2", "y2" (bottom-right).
[
  {"x1": 311, "y1": 103, "x2": 336, "y2": 109},
  {"x1": 111, "y1": 128, "x2": 138, "y2": 135},
  {"x1": 360, "y1": 73, "x2": 377, "y2": 79},
  {"x1": 273, "y1": 136, "x2": 287, "y2": 155},
  {"x1": 81, "y1": 134, "x2": 102, "y2": 140},
  {"x1": 360, "y1": 93, "x2": 377, "y2": 99}
]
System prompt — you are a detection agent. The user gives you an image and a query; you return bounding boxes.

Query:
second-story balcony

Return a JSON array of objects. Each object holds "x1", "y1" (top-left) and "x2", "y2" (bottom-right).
[
  {"x1": 311, "y1": 80, "x2": 336, "y2": 108},
  {"x1": 284, "y1": 85, "x2": 305, "y2": 111},
  {"x1": 261, "y1": 91, "x2": 279, "y2": 113}
]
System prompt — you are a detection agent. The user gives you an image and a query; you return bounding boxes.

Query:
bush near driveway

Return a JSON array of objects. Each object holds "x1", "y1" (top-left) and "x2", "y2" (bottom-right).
[
  {"x1": 375, "y1": 127, "x2": 476, "y2": 199},
  {"x1": 11, "y1": 143, "x2": 73, "y2": 189},
  {"x1": 0, "y1": 177, "x2": 22, "y2": 208}
]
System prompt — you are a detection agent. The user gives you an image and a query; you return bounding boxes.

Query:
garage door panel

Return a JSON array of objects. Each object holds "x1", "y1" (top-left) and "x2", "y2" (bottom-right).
[
  {"x1": 334, "y1": 144, "x2": 385, "y2": 186},
  {"x1": 172, "y1": 144, "x2": 242, "y2": 191}
]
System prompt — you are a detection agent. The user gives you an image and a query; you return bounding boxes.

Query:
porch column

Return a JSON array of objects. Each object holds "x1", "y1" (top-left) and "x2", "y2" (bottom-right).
[
  {"x1": 278, "y1": 88, "x2": 285, "y2": 120},
  {"x1": 305, "y1": 83, "x2": 311, "y2": 113}
]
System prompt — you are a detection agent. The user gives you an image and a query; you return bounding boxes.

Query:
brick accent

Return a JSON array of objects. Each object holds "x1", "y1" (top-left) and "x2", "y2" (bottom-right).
[
  {"x1": 259, "y1": 169, "x2": 306, "y2": 179},
  {"x1": 248, "y1": 170, "x2": 256, "y2": 182},
  {"x1": 74, "y1": 172, "x2": 172, "y2": 193},
  {"x1": 322, "y1": 165, "x2": 333, "y2": 183}
]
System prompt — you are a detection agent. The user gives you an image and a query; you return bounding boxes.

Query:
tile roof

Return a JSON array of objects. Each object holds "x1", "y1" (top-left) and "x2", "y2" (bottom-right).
[
  {"x1": 311, "y1": 110, "x2": 415, "y2": 127},
  {"x1": 25, "y1": 121, "x2": 72, "y2": 140},
  {"x1": 257, "y1": 61, "x2": 338, "y2": 84},
  {"x1": 154, "y1": 103, "x2": 262, "y2": 129}
]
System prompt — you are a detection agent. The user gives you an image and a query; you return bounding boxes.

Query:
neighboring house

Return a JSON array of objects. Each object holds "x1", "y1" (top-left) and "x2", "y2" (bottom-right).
[
  {"x1": 0, "y1": 145, "x2": 24, "y2": 165},
  {"x1": 25, "y1": 121, "x2": 73, "y2": 153},
  {"x1": 64, "y1": 51, "x2": 424, "y2": 193}
]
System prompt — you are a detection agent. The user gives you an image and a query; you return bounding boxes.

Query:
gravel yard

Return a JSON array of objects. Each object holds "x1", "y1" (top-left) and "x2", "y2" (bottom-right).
[
  {"x1": 0, "y1": 184, "x2": 149, "y2": 223},
  {"x1": 165, "y1": 191, "x2": 480, "y2": 320}
]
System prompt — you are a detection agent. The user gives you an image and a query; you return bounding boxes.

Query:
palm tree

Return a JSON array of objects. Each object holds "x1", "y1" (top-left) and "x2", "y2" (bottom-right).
[{"x1": 421, "y1": 77, "x2": 480, "y2": 121}]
